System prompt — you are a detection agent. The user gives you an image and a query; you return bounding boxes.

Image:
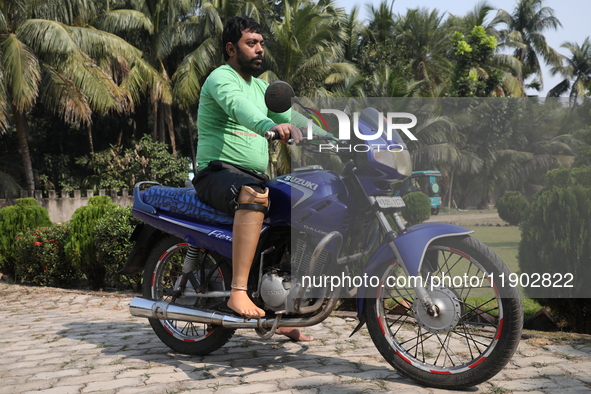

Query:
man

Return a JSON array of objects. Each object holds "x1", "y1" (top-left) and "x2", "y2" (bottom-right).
[{"x1": 193, "y1": 17, "x2": 311, "y2": 341}]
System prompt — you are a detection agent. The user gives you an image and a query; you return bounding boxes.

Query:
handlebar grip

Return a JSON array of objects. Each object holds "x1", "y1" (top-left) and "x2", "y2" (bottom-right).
[
  {"x1": 264, "y1": 130, "x2": 294, "y2": 145},
  {"x1": 264, "y1": 131, "x2": 281, "y2": 140}
]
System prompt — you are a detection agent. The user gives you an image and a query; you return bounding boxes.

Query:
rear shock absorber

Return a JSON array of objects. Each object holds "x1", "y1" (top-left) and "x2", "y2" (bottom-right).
[{"x1": 181, "y1": 246, "x2": 208, "y2": 293}]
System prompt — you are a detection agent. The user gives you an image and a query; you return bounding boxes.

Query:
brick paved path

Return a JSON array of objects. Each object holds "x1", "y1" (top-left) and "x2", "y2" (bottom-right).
[{"x1": 2, "y1": 283, "x2": 591, "y2": 394}]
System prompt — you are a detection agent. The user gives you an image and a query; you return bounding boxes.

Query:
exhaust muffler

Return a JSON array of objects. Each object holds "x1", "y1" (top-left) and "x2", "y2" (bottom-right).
[{"x1": 129, "y1": 295, "x2": 338, "y2": 329}]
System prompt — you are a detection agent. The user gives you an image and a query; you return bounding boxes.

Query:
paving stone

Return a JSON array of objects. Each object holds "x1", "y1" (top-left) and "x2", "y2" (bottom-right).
[
  {"x1": 22, "y1": 385, "x2": 83, "y2": 394},
  {"x1": 242, "y1": 367, "x2": 301, "y2": 383},
  {"x1": 82, "y1": 377, "x2": 144, "y2": 392},
  {"x1": 4, "y1": 283, "x2": 591, "y2": 394},
  {"x1": 278, "y1": 375, "x2": 340, "y2": 389}
]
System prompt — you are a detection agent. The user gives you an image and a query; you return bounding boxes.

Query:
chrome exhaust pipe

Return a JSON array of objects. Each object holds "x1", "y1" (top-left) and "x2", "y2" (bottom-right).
[
  {"x1": 129, "y1": 295, "x2": 338, "y2": 329},
  {"x1": 130, "y1": 297, "x2": 264, "y2": 328}
]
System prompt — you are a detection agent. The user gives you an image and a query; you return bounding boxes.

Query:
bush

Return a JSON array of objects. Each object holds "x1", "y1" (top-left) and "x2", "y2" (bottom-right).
[
  {"x1": 401, "y1": 192, "x2": 431, "y2": 225},
  {"x1": 0, "y1": 198, "x2": 52, "y2": 276},
  {"x1": 519, "y1": 183, "x2": 591, "y2": 333},
  {"x1": 65, "y1": 196, "x2": 118, "y2": 289},
  {"x1": 78, "y1": 135, "x2": 190, "y2": 191},
  {"x1": 496, "y1": 191, "x2": 529, "y2": 225},
  {"x1": 94, "y1": 205, "x2": 141, "y2": 290},
  {"x1": 13, "y1": 224, "x2": 79, "y2": 287}
]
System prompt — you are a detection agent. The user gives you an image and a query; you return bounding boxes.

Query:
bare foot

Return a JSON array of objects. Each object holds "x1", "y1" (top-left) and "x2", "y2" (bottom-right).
[
  {"x1": 276, "y1": 327, "x2": 314, "y2": 342},
  {"x1": 227, "y1": 289, "x2": 265, "y2": 319}
]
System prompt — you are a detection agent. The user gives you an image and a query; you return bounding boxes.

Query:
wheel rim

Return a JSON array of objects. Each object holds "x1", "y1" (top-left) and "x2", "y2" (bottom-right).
[
  {"x1": 151, "y1": 243, "x2": 227, "y2": 342},
  {"x1": 375, "y1": 245, "x2": 503, "y2": 373}
]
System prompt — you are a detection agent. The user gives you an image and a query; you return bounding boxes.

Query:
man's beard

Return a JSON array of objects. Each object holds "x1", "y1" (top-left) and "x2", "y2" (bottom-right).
[{"x1": 236, "y1": 47, "x2": 263, "y2": 76}]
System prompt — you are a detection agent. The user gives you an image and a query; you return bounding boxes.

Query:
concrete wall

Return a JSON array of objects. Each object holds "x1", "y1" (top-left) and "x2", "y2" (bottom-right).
[{"x1": 0, "y1": 189, "x2": 134, "y2": 223}]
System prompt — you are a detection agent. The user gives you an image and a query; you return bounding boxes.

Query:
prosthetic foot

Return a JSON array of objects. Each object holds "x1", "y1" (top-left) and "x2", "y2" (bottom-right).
[{"x1": 227, "y1": 185, "x2": 268, "y2": 319}]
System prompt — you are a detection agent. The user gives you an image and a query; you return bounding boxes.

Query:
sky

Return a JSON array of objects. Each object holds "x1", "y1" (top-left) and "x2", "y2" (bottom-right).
[{"x1": 336, "y1": 0, "x2": 590, "y2": 96}]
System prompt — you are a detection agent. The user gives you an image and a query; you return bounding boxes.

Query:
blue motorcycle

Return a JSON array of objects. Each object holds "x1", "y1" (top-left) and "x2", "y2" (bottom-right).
[{"x1": 123, "y1": 82, "x2": 522, "y2": 389}]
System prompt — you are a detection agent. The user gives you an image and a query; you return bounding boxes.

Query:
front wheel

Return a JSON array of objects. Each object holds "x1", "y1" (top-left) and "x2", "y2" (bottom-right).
[
  {"x1": 365, "y1": 236, "x2": 523, "y2": 389},
  {"x1": 143, "y1": 235, "x2": 235, "y2": 355}
]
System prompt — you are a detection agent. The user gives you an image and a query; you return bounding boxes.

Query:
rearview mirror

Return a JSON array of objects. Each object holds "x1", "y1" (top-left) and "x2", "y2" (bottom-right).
[{"x1": 265, "y1": 81, "x2": 295, "y2": 113}]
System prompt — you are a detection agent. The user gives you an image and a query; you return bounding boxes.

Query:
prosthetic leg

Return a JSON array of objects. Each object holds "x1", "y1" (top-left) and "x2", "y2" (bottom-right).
[{"x1": 227, "y1": 185, "x2": 268, "y2": 318}]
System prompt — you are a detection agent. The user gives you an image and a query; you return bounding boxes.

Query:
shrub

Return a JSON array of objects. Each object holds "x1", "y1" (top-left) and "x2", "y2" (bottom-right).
[
  {"x1": 401, "y1": 192, "x2": 431, "y2": 225},
  {"x1": 496, "y1": 191, "x2": 529, "y2": 225},
  {"x1": 13, "y1": 224, "x2": 79, "y2": 287},
  {"x1": 94, "y1": 205, "x2": 141, "y2": 290},
  {"x1": 519, "y1": 183, "x2": 591, "y2": 333},
  {"x1": 65, "y1": 195, "x2": 118, "y2": 289},
  {"x1": 0, "y1": 198, "x2": 52, "y2": 276},
  {"x1": 77, "y1": 135, "x2": 190, "y2": 191}
]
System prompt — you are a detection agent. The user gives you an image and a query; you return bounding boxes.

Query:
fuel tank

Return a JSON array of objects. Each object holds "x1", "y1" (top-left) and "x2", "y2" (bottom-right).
[{"x1": 266, "y1": 169, "x2": 353, "y2": 238}]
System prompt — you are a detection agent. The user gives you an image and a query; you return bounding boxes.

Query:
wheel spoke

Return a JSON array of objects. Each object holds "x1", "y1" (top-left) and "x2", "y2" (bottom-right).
[{"x1": 376, "y1": 243, "x2": 508, "y2": 371}]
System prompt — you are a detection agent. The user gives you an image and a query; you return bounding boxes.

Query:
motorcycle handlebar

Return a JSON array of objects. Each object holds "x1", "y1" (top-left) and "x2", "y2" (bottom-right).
[{"x1": 264, "y1": 130, "x2": 331, "y2": 144}]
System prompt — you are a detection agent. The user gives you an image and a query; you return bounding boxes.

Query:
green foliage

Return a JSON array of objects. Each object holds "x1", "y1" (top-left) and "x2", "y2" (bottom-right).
[
  {"x1": 450, "y1": 26, "x2": 503, "y2": 97},
  {"x1": 64, "y1": 195, "x2": 118, "y2": 289},
  {"x1": 13, "y1": 224, "x2": 79, "y2": 287},
  {"x1": 519, "y1": 178, "x2": 591, "y2": 333},
  {"x1": 574, "y1": 128, "x2": 591, "y2": 167},
  {"x1": 0, "y1": 198, "x2": 52, "y2": 276},
  {"x1": 545, "y1": 166, "x2": 591, "y2": 188},
  {"x1": 496, "y1": 191, "x2": 529, "y2": 225},
  {"x1": 401, "y1": 192, "x2": 431, "y2": 225},
  {"x1": 94, "y1": 205, "x2": 141, "y2": 290},
  {"x1": 78, "y1": 136, "x2": 190, "y2": 191}
]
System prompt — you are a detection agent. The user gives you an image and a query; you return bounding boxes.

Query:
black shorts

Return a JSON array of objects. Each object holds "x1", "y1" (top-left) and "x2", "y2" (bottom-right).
[{"x1": 192, "y1": 160, "x2": 269, "y2": 215}]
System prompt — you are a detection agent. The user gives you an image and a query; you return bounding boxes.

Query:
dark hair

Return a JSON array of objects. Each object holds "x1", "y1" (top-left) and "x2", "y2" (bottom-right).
[{"x1": 222, "y1": 16, "x2": 262, "y2": 61}]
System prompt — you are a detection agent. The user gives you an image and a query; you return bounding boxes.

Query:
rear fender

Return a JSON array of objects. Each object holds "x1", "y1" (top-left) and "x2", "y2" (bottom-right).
[
  {"x1": 355, "y1": 222, "x2": 473, "y2": 317},
  {"x1": 118, "y1": 223, "x2": 164, "y2": 275}
]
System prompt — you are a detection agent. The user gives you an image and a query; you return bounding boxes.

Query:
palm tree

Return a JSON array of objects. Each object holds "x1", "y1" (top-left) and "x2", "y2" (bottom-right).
[
  {"x1": 259, "y1": 0, "x2": 357, "y2": 96},
  {"x1": 365, "y1": 0, "x2": 396, "y2": 44},
  {"x1": 493, "y1": 0, "x2": 562, "y2": 91},
  {"x1": 0, "y1": 0, "x2": 156, "y2": 193},
  {"x1": 92, "y1": 0, "x2": 205, "y2": 154},
  {"x1": 342, "y1": 5, "x2": 364, "y2": 62},
  {"x1": 394, "y1": 7, "x2": 452, "y2": 93},
  {"x1": 548, "y1": 37, "x2": 591, "y2": 105}
]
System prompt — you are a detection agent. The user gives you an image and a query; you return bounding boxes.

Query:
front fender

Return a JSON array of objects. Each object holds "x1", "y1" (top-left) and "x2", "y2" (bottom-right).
[{"x1": 356, "y1": 222, "x2": 473, "y2": 317}]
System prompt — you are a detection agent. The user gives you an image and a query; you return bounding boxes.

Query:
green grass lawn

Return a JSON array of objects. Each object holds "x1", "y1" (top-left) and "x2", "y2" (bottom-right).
[
  {"x1": 467, "y1": 226, "x2": 520, "y2": 273},
  {"x1": 466, "y1": 225, "x2": 541, "y2": 321}
]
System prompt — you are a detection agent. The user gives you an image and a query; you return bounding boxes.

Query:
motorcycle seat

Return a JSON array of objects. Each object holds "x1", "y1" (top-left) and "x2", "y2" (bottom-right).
[{"x1": 141, "y1": 185, "x2": 234, "y2": 225}]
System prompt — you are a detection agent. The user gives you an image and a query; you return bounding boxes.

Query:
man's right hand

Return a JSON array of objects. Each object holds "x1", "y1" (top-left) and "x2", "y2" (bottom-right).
[{"x1": 270, "y1": 123, "x2": 303, "y2": 144}]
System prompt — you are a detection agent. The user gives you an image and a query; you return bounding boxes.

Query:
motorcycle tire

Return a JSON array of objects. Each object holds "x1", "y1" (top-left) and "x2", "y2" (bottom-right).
[
  {"x1": 365, "y1": 235, "x2": 523, "y2": 389},
  {"x1": 143, "y1": 235, "x2": 235, "y2": 355}
]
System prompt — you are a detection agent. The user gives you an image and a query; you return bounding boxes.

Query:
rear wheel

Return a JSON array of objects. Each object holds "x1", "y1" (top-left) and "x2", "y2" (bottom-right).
[
  {"x1": 143, "y1": 235, "x2": 235, "y2": 355},
  {"x1": 365, "y1": 236, "x2": 523, "y2": 389}
]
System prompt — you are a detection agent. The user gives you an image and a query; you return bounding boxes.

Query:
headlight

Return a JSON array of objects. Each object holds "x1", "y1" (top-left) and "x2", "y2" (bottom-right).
[{"x1": 372, "y1": 147, "x2": 412, "y2": 178}]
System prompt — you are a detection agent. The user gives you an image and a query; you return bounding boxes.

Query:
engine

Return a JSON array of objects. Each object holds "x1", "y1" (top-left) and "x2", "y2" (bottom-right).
[
  {"x1": 260, "y1": 270, "x2": 292, "y2": 311},
  {"x1": 259, "y1": 235, "x2": 333, "y2": 313}
]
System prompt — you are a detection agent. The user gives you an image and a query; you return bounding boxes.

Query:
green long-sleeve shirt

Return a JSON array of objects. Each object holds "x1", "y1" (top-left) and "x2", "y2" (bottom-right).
[{"x1": 196, "y1": 64, "x2": 290, "y2": 173}]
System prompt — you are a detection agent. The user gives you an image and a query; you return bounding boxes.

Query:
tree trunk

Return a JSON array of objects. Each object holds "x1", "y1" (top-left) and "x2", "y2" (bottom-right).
[
  {"x1": 163, "y1": 102, "x2": 176, "y2": 156},
  {"x1": 186, "y1": 112, "x2": 198, "y2": 175},
  {"x1": 14, "y1": 106, "x2": 35, "y2": 194},
  {"x1": 152, "y1": 100, "x2": 158, "y2": 142},
  {"x1": 87, "y1": 125, "x2": 94, "y2": 154},
  {"x1": 447, "y1": 168, "x2": 454, "y2": 209}
]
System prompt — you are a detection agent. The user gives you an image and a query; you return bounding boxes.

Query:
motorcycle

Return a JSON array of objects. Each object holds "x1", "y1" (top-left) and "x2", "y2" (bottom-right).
[{"x1": 122, "y1": 82, "x2": 523, "y2": 389}]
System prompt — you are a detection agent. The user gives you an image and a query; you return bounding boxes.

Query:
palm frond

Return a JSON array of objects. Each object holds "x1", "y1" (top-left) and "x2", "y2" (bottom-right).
[
  {"x1": 0, "y1": 68, "x2": 9, "y2": 132},
  {"x1": 172, "y1": 37, "x2": 220, "y2": 110},
  {"x1": 1, "y1": 34, "x2": 41, "y2": 111},
  {"x1": 94, "y1": 9, "x2": 154, "y2": 36},
  {"x1": 40, "y1": 63, "x2": 92, "y2": 127}
]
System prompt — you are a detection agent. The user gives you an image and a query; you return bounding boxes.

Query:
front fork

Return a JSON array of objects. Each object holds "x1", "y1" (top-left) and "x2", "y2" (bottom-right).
[{"x1": 369, "y1": 197, "x2": 440, "y2": 317}]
